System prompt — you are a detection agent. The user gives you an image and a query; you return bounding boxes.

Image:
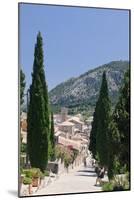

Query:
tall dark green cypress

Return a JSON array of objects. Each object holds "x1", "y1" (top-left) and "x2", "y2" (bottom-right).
[
  {"x1": 107, "y1": 119, "x2": 120, "y2": 179},
  {"x1": 49, "y1": 111, "x2": 55, "y2": 161},
  {"x1": 113, "y1": 69, "x2": 130, "y2": 171},
  {"x1": 89, "y1": 101, "x2": 99, "y2": 159},
  {"x1": 107, "y1": 69, "x2": 130, "y2": 178},
  {"x1": 96, "y1": 71, "x2": 111, "y2": 167},
  {"x1": 20, "y1": 69, "x2": 26, "y2": 106},
  {"x1": 27, "y1": 32, "x2": 49, "y2": 172}
]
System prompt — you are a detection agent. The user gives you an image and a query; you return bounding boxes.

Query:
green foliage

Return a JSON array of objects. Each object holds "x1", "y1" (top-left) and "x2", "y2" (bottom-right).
[
  {"x1": 102, "y1": 173, "x2": 130, "y2": 191},
  {"x1": 21, "y1": 143, "x2": 27, "y2": 153},
  {"x1": 106, "y1": 68, "x2": 130, "y2": 179},
  {"x1": 30, "y1": 168, "x2": 42, "y2": 178},
  {"x1": 22, "y1": 167, "x2": 50, "y2": 186},
  {"x1": 71, "y1": 149, "x2": 79, "y2": 163},
  {"x1": 27, "y1": 32, "x2": 49, "y2": 172},
  {"x1": 55, "y1": 145, "x2": 77, "y2": 168},
  {"x1": 23, "y1": 169, "x2": 33, "y2": 178},
  {"x1": 22, "y1": 168, "x2": 42, "y2": 178},
  {"x1": 48, "y1": 141, "x2": 54, "y2": 161},
  {"x1": 48, "y1": 112, "x2": 55, "y2": 161},
  {"x1": 113, "y1": 174, "x2": 130, "y2": 190},
  {"x1": 44, "y1": 170, "x2": 49, "y2": 177},
  {"x1": 107, "y1": 120, "x2": 120, "y2": 180},
  {"x1": 112, "y1": 157, "x2": 127, "y2": 175},
  {"x1": 55, "y1": 145, "x2": 65, "y2": 163},
  {"x1": 89, "y1": 71, "x2": 120, "y2": 180},
  {"x1": 23, "y1": 177, "x2": 32, "y2": 185},
  {"x1": 95, "y1": 72, "x2": 111, "y2": 167},
  {"x1": 89, "y1": 102, "x2": 99, "y2": 159},
  {"x1": 112, "y1": 156, "x2": 121, "y2": 175},
  {"x1": 49, "y1": 61, "x2": 129, "y2": 113},
  {"x1": 69, "y1": 104, "x2": 94, "y2": 118},
  {"x1": 20, "y1": 69, "x2": 26, "y2": 106},
  {"x1": 64, "y1": 150, "x2": 73, "y2": 169},
  {"x1": 89, "y1": 69, "x2": 130, "y2": 180},
  {"x1": 102, "y1": 182, "x2": 114, "y2": 191},
  {"x1": 113, "y1": 69, "x2": 130, "y2": 171}
]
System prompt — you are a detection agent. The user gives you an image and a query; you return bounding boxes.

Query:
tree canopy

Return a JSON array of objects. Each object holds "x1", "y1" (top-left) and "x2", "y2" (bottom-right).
[{"x1": 27, "y1": 32, "x2": 49, "y2": 172}]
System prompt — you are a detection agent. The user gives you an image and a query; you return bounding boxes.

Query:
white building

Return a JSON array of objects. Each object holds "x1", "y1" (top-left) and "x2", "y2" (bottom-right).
[
  {"x1": 58, "y1": 121, "x2": 75, "y2": 136},
  {"x1": 68, "y1": 116, "x2": 84, "y2": 132}
]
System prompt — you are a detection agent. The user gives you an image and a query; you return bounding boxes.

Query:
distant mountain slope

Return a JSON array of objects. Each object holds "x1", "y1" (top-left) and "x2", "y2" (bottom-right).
[{"x1": 49, "y1": 61, "x2": 129, "y2": 113}]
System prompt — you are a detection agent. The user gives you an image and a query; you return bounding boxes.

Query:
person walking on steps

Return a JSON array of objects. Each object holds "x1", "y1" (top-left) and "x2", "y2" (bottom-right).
[
  {"x1": 95, "y1": 166, "x2": 105, "y2": 186},
  {"x1": 83, "y1": 157, "x2": 87, "y2": 167}
]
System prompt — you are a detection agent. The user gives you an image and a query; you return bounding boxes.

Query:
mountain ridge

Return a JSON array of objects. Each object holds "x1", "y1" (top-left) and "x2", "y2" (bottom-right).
[{"x1": 49, "y1": 60, "x2": 129, "y2": 114}]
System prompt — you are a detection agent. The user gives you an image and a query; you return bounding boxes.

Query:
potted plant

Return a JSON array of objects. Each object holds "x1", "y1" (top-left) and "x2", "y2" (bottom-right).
[
  {"x1": 23, "y1": 168, "x2": 42, "y2": 188},
  {"x1": 31, "y1": 168, "x2": 41, "y2": 187}
]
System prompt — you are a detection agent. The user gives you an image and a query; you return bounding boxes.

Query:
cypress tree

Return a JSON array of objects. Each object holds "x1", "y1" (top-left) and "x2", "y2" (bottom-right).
[
  {"x1": 20, "y1": 69, "x2": 26, "y2": 106},
  {"x1": 107, "y1": 120, "x2": 120, "y2": 179},
  {"x1": 48, "y1": 111, "x2": 55, "y2": 161},
  {"x1": 96, "y1": 71, "x2": 111, "y2": 167},
  {"x1": 107, "y1": 69, "x2": 130, "y2": 178},
  {"x1": 113, "y1": 69, "x2": 130, "y2": 171},
  {"x1": 27, "y1": 32, "x2": 49, "y2": 172},
  {"x1": 89, "y1": 101, "x2": 99, "y2": 159}
]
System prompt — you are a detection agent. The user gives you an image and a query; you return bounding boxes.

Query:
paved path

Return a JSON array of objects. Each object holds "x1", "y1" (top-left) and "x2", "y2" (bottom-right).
[{"x1": 33, "y1": 163, "x2": 104, "y2": 196}]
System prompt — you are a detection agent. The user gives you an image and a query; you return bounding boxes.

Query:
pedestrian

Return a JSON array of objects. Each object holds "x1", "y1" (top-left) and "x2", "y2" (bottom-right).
[
  {"x1": 83, "y1": 157, "x2": 87, "y2": 167},
  {"x1": 95, "y1": 166, "x2": 105, "y2": 186},
  {"x1": 91, "y1": 159, "x2": 95, "y2": 167}
]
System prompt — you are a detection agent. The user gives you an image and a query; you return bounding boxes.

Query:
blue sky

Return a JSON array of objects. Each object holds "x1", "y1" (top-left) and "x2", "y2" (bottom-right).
[{"x1": 19, "y1": 3, "x2": 129, "y2": 91}]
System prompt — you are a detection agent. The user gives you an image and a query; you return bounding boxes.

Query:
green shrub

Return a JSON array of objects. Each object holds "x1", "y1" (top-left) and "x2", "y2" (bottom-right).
[
  {"x1": 21, "y1": 143, "x2": 27, "y2": 153},
  {"x1": 23, "y1": 177, "x2": 32, "y2": 185},
  {"x1": 55, "y1": 145, "x2": 65, "y2": 162},
  {"x1": 23, "y1": 169, "x2": 33, "y2": 178},
  {"x1": 22, "y1": 168, "x2": 42, "y2": 178},
  {"x1": 64, "y1": 151, "x2": 73, "y2": 168},
  {"x1": 113, "y1": 157, "x2": 121, "y2": 174},
  {"x1": 113, "y1": 158, "x2": 127, "y2": 175},
  {"x1": 113, "y1": 174, "x2": 130, "y2": 190},
  {"x1": 119, "y1": 164, "x2": 127, "y2": 174},
  {"x1": 113, "y1": 185, "x2": 124, "y2": 191},
  {"x1": 30, "y1": 168, "x2": 42, "y2": 178},
  {"x1": 102, "y1": 173, "x2": 130, "y2": 192},
  {"x1": 44, "y1": 170, "x2": 49, "y2": 177},
  {"x1": 102, "y1": 182, "x2": 113, "y2": 191},
  {"x1": 72, "y1": 149, "x2": 79, "y2": 162}
]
